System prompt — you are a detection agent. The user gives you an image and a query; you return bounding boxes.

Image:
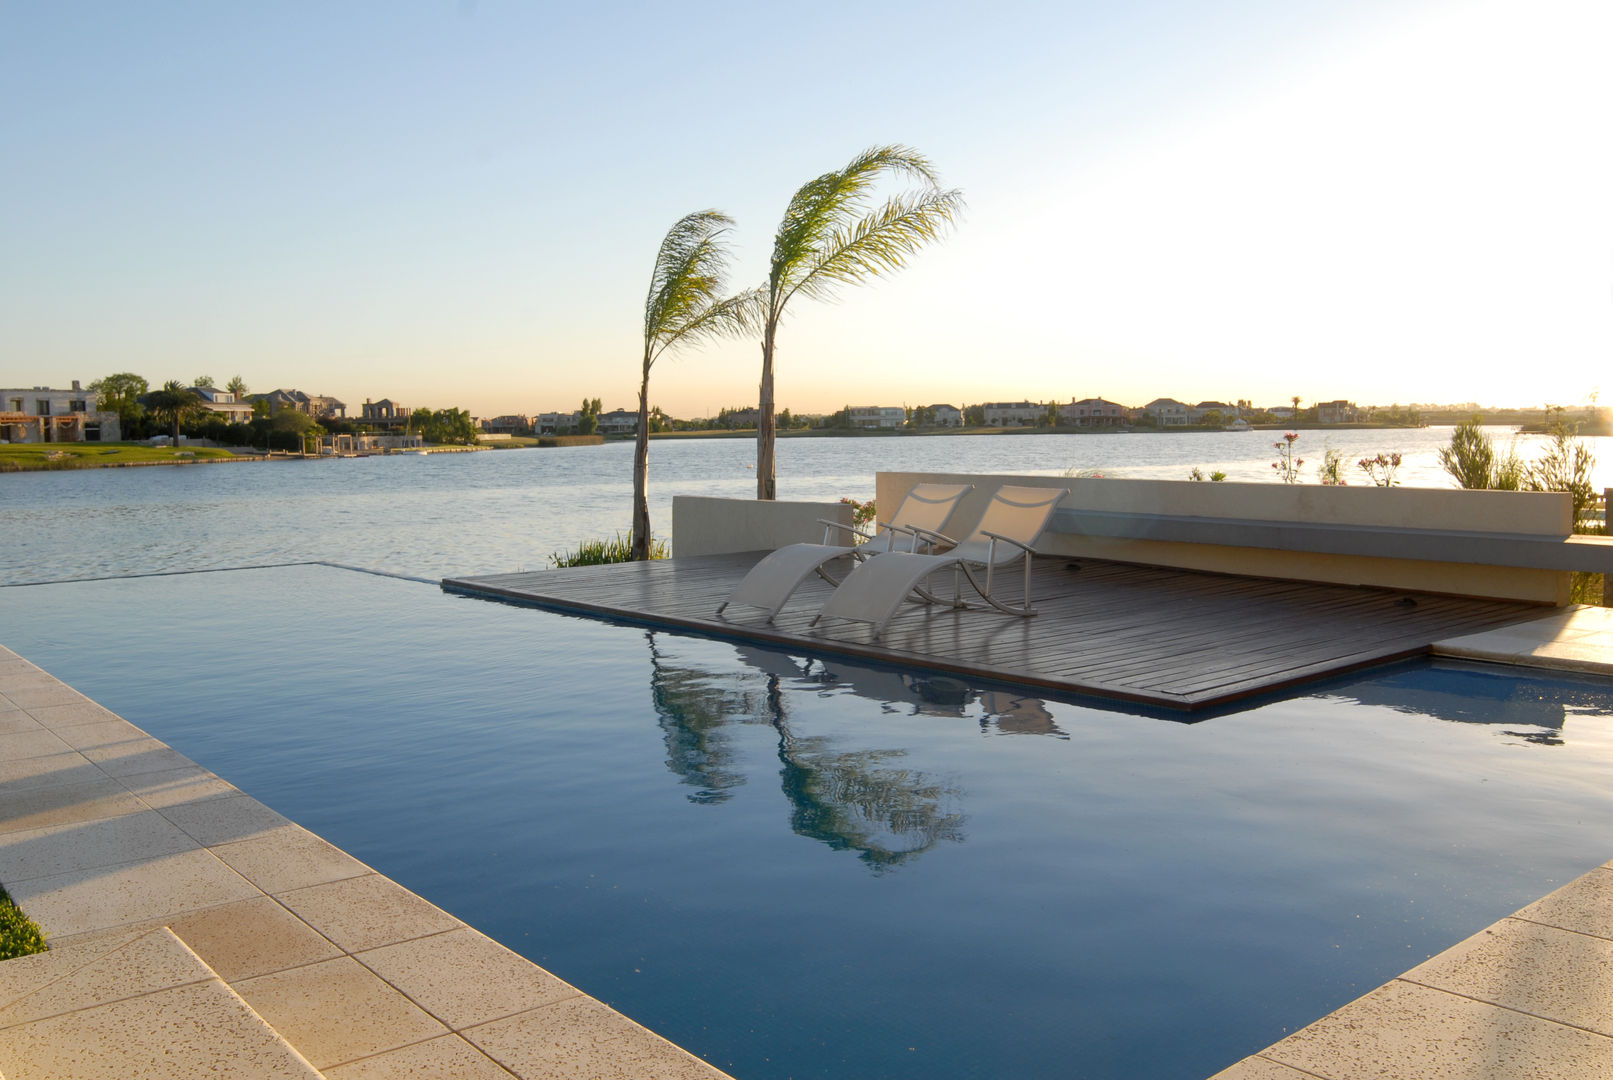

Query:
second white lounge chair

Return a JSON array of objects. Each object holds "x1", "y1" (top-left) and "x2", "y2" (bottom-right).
[
  {"x1": 812, "y1": 484, "x2": 1070, "y2": 639},
  {"x1": 716, "y1": 482, "x2": 973, "y2": 623}
]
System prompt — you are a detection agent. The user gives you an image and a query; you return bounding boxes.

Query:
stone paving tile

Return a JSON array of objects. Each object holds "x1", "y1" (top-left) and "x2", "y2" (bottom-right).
[
  {"x1": 0, "y1": 751, "x2": 102, "y2": 793},
  {"x1": 1261, "y1": 979, "x2": 1613, "y2": 1080},
  {"x1": 7, "y1": 847, "x2": 260, "y2": 939},
  {"x1": 0, "y1": 978, "x2": 322, "y2": 1079},
  {"x1": 78, "y1": 736, "x2": 198, "y2": 778},
  {"x1": 0, "y1": 809, "x2": 199, "y2": 884},
  {"x1": 1206, "y1": 1057, "x2": 1318, "y2": 1079},
  {"x1": 210, "y1": 823, "x2": 372, "y2": 894},
  {"x1": 0, "y1": 776, "x2": 147, "y2": 836},
  {"x1": 159, "y1": 792, "x2": 291, "y2": 847},
  {"x1": 1515, "y1": 865, "x2": 1613, "y2": 939},
  {"x1": 465, "y1": 995, "x2": 731, "y2": 1080},
  {"x1": 22, "y1": 701, "x2": 126, "y2": 731},
  {"x1": 356, "y1": 926, "x2": 579, "y2": 1030},
  {"x1": 0, "y1": 928, "x2": 212, "y2": 1029},
  {"x1": 1404, "y1": 917, "x2": 1613, "y2": 1037},
  {"x1": 323, "y1": 1033, "x2": 518, "y2": 1079},
  {"x1": 276, "y1": 873, "x2": 463, "y2": 953},
  {"x1": 0, "y1": 729, "x2": 75, "y2": 762},
  {"x1": 116, "y1": 765, "x2": 237, "y2": 809},
  {"x1": 0, "y1": 712, "x2": 44, "y2": 735},
  {"x1": 0, "y1": 931, "x2": 146, "y2": 1007},
  {"x1": 45, "y1": 718, "x2": 150, "y2": 752},
  {"x1": 0, "y1": 682, "x2": 89, "y2": 709},
  {"x1": 162, "y1": 896, "x2": 343, "y2": 982},
  {"x1": 236, "y1": 955, "x2": 450, "y2": 1070}
]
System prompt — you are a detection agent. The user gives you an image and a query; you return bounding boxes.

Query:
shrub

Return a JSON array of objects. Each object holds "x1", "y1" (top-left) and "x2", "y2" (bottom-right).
[
  {"x1": 550, "y1": 533, "x2": 668, "y2": 567},
  {"x1": 0, "y1": 882, "x2": 47, "y2": 959}
]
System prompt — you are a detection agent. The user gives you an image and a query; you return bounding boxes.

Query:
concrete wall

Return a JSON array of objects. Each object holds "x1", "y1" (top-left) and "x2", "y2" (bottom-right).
[
  {"x1": 875, "y1": 472, "x2": 1573, "y2": 604},
  {"x1": 672, "y1": 497, "x2": 853, "y2": 558}
]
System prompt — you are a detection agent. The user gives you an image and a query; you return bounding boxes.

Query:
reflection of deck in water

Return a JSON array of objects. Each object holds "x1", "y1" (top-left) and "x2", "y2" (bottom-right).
[{"x1": 444, "y1": 552, "x2": 1549, "y2": 711}]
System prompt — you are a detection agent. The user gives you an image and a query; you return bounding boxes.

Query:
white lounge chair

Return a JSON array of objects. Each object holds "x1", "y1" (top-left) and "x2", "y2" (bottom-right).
[
  {"x1": 716, "y1": 482, "x2": 974, "y2": 623},
  {"x1": 812, "y1": 484, "x2": 1070, "y2": 638}
]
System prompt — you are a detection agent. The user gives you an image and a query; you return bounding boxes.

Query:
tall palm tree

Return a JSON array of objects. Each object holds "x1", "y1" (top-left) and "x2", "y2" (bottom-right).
[
  {"x1": 145, "y1": 381, "x2": 205, "y2": 449},
  {"x1": 755, "y1": 145, "x2": 962, "y2": 499},
  {"x1": 633, "y1": 211, "x2": 760, "y2": 560}
]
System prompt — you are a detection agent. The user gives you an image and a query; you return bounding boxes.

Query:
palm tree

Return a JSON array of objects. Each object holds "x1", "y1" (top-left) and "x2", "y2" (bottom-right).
[
  {"x1": 145, "y1": 381, "x2": 205, "y2": 449},
  {"x1": 755, "y1": 146, "x2": 963, "y2": 499},
  {"x1": 633, "y1": 211, "x2": 759, "y2": 560}
]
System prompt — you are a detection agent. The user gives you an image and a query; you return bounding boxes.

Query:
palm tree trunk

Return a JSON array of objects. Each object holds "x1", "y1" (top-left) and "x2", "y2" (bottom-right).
[
  {"x1": 631, "y1": 368, "x2": 652, "y2": 560},
  {"x1": 757, "y1": 329, "x2": 777, "y2": 500},
  {"x1": 171, "y1": 416, "x2": 181, "y2": 449}
]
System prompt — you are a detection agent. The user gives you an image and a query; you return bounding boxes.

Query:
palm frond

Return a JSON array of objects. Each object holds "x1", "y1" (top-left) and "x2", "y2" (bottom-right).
[
  {"x1": 643, "y1": 210, "x2": 755, "y2": 369},
  {"x1": 651, "y1": 285, "x2": 765, "y2": 363},
  {"x1": 788, "y1": 187, "x2": 962, "y2": 307}
]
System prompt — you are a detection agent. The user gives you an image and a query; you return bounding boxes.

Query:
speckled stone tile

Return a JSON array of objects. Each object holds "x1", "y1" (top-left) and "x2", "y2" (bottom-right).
[
  {"x1": 0, "y1": 682, "x2": 89, "y2": 709},
  {"x1": 1403, "y1": 917, "x2": 1613, "y2": 1036},
  {"x1": 465, "y1": 995, "x2": 731, "y2": 1080},
  {"x1": 1263, "y1": 979, "x2": 1613, "y2": 1079},
  {"x1": 116, "y1": 765, "x2": 237, "y2": 809},
  {"x1": 0, "y1": 776, "x2": 147, "y2": 836},
  {"x1": 210, "y1": 823, "x2": 371, "y2": 894},
  {"x1": 1515, "y1": 865, "x2": 1613, "y2": 940},
  {"x1": 0, "y1": 928, "x2": 212, "y2": 1029},
  {"x1": 0, "y1": 712, "x2": 44, "y2": 736},
  {"x1": 44, "y1": 718, "x2": 149, "y2": 753},
  {"x1": 276, "y1": 873, "x2": 463, "y2": 952},
  {"x1": 324, "y1": 1033, "x2": 516, "y2": 1079},
  {"x1": 164, "y1": 896, "x2": 342, "y2": 982},
  {"x1": 0, "y1": 810, "x2": 197, "y2": 884},
  {"x1": 0, "y1": 932, "x2": 146, "y2": 1007},
  {"x1": 0, "y1": 978, "x2": 322, "y2": 1079},
  {"x1": 0, "y1": 751, "x2": 101, "y2": 793},
  {"x1": 0, "y1": 729, "x2": 74, "y2": 763},
  {"x1": 78, "y1": 736, "x2": 197, "y2": 778},
  {"x1": 8, "y1": 847, "x2": 259, "y2": 939},
  {"x1": 1206, "y1": 1057, "x2": 1318, "y2": 1079},
  {"x1": 159, "y1": 792, "x2": 290, "y2": 847},
  {"x1": 23, "y1": 701, "x2": 127, "y2": 732},
  {"x1": 235, "y1": 955, "x2": 449, "y2": 1070},
  {"x1": 357, "y1": 926, "x2": 578, "y2": 1030}
]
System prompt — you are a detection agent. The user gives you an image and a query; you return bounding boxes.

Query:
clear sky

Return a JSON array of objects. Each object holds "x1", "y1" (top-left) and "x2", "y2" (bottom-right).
[{"x1": 4, "y1": 0, "x2": 1609, "y2": 419}]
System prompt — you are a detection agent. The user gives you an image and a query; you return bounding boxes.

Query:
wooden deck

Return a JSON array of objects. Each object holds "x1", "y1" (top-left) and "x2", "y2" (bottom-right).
[{"x1": 443, "y1": 553, "x2": 1551, "y2": 712}]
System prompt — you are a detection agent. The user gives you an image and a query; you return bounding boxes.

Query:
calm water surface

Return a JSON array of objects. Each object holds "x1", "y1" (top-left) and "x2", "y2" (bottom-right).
[{"x1": 3, "y1": 426, "x2": 1604, "y2": 585}]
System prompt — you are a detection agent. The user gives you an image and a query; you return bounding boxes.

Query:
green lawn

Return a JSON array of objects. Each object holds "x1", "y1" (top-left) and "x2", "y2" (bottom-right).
[{"x1": 0, "y1": 442, "x2": 242, "y2": 471}]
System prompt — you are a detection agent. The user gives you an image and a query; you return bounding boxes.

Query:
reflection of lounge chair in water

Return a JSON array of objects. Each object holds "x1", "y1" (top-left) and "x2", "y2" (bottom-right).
[
  {"x1": 716, "y1": 482, "x2": 973, "y2": 623},
  {"x1": 813, "y1": 484, "x2": 1070, "y2": 639}
]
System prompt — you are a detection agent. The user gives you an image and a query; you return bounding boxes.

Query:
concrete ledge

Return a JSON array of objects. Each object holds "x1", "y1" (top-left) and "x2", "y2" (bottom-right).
[
  {"x1": 875, "y1": 473, "x2": 1574, "y2": 604},
  {"x1": 672, "y1": 496, "x2": 851, "y2": 558}
]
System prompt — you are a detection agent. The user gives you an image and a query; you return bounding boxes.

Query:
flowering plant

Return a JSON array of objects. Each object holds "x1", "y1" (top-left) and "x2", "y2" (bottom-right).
[
  {"x1": 840, "y1": 496, "x2": 877, "y2": 534},
  {"x1": 1357, "y1": 452, "x2": 1403, "y2": 487},
  {"x1": 1271, "y1": 432, "x2": 1304, "y2": 483}
]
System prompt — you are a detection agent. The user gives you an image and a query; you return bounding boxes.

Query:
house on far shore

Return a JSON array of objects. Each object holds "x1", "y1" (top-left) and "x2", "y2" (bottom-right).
[
  {"x1": 598, "y1": 409, "x2": 638, "y2": 436},
  {"x1": 361, "y1": 399, "x2": 413, "y2": 429},
  {"x1": 0, "y1": 381, "x2": 120, "y2": 443},
  {"x1": 1266, "y1": 406, "x2": 1296, "y2": 420},
  {"x1": 982, "y1": 401, "x2": 1041, "y2": 426},
  {"x1": 1059, "y1": 397, "x2": 1129, "y2": 428},
  {"x1": 928, "y1": 404, "x2": 963, "y2": 427},
  {"x1": 189, "y1": 386, "x2": 255, "y2": 425},
  {"x1": 1142, "y1": 398, "x2": 1191, "y2": 427},
  {"x1": 250, "y1": 389, "x2": 347, "y2": 420},
  {"x1": 848, "y1": 406, "x2": 905, "y2": 430},
  {"x1": 1316, "y1": 400, "x2": 1360, "y2": 424},
  {"x1": 481, "y1": 414, "x2": 531, "y2": 436}
]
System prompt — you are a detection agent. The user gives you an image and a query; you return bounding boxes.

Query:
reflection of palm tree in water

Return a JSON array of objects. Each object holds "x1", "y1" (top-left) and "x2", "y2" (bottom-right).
[{"x1": 646, "y1": 633, "x2": 966, "y2": 869}]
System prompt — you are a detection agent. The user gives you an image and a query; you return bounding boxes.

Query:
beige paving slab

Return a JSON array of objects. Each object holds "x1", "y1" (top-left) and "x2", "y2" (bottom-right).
[
  {"x1": 0, "y1": 931, "x2": 146, "y2": 1006},
  {"x1": 0, "y1": 729, "x2": 75, "y2": 762},
  {"x1": 159, "y1": 792, "x2": 291, "y2": 846},
  {"x1": 1261, "y1": 979, "x2": 1613, "y2": 1080},
  {"x1": 324, "y1": 1032, "x2": 518, "y2": 1079},
  {"x1": 1207, "y1": 1057, "x2": 1318, "y2": 1080},
  {"x1": 0, "y1": 712, "x2": 44, "y2": 735},
  {"x1": 465, "y1": 994, "x2": 730, "y2": 1080},
  {"x1": 357, "y1": 926, "x2": 578, "y2": 1030},
  {"x1": 210, "y1": 823, "x2": 372, "y2": 894},
  {"x1": 0, "y1": 751, "x2": 103, "y2": 793},
  {"x1": 159, "y1": 896, "x2": 344, "y2": 982},
  {"x1": 7, "y1": 846, "x2": 259, "y2": 938},
  {"x1": 276, "y1": 872, "x2": 463, "y2": 952},
  {"x1": 43, "y1": 717, "x2": 150, "y2": 752},
  {"x1": 1402, "y1": 917, "x2": 1613, "y2": 1037},
  {"x1": 0, "y1": 978, "x2": 322, "y2": 1080},
  {"x1": 0, "y1": 810, "x2": 198, "y2": 884},
  {"x1": 78, "y1": 735, "x2": 198, "y2": 777},
  {"x1": 1514, "y1": 864, "x2": 1613, "y2": 939},
  {"x1": 0, "y1": 775, "x2": 147, "y2": 836},
  {"x1": 0, "y1": 683, "x2": 89, "y2": 709},
  {"x1": 116, "y1": 764, "x2": 237, "y2": 809},
  {"x1": 0, "y1": 927, "x2": 213, "y2": 1029},
  {"x1": 235, "y1": 955, "x2": 450, "y2": 1070},
  {"x1": 21, "y1": 701, "x2": 125, "y2": 731}
]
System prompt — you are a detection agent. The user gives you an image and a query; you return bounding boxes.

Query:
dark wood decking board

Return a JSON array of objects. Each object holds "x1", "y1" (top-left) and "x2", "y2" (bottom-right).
[{"x1": 442, "y1": 553, "x2": 1550, "y2": 711}]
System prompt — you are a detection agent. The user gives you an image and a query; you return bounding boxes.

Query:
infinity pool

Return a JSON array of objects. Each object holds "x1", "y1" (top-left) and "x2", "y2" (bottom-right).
[{"x1": 6, "y1": 563, "x2": 1613, "y2": 1079}]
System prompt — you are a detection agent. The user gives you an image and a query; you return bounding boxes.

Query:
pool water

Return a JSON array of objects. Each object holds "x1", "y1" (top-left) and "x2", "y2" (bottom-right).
[{"x1": 6, "y1": 563, "x2": 1613, "y2": 1080}]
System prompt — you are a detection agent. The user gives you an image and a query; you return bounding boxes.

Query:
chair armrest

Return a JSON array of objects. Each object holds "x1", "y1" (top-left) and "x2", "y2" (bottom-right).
[
  {"x1": 817, "y1": 518, "x2": 875, "y2": 545},
  {"x1": 980, "y1": 529, "x2": 1036, "y2": 554}
]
